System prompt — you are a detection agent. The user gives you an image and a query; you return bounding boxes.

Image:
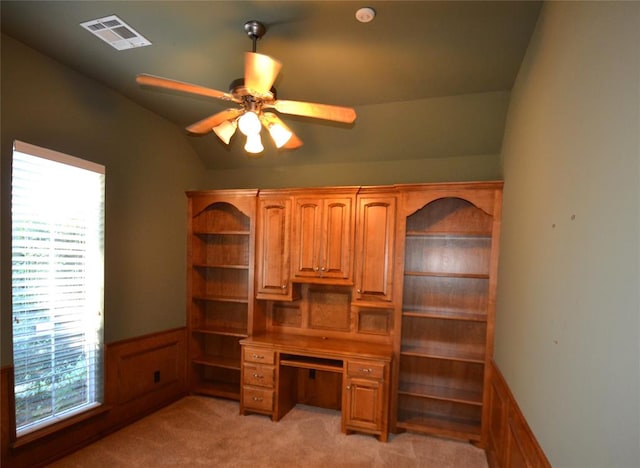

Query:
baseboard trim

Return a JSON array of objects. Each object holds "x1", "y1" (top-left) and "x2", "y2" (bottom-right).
[{"x1": 486, "y1": 359, "x2": 551, "y2": 468}]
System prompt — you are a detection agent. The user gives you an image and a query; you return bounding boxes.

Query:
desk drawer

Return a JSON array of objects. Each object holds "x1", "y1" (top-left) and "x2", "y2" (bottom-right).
[
  {"x1": 244, "y1": 346, "x2": 275, "y2": 365},
  {"x1": 243, "y1": 387, "x2": 274, "y2": 412},
  {"x1": 346, "y1": 360, "x2": 386, "y2": 380},
  {"x1": 243, "y1": 364, "x2": 275, "y2": 387}
]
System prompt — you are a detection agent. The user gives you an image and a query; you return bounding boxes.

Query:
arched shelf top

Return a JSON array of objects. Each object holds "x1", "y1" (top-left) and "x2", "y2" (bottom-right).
[
  {"x1": 405, "y1": 196, "x2": 494, "y2": 235},
  {"x1": 193, "y1": 201, "x2": 252, "y2": 221},
  {"x1": 402, "y1": 187, "x2": 500, "y2": 219},
  {"x1": 188, "y1": 189, "x2": 258, "y2": 220},
  {"x1": 191, "y1": 200, "x2": 254, "y2": 234}
]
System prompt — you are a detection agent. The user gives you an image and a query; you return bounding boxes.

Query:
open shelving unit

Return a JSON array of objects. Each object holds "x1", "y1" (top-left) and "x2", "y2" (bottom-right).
[
  {"x1": 187, "y1": 191, "x2": 257, "y2": 400},
  {"x1": 395, "y1": 189, "x2": 501, "y2": 443}
]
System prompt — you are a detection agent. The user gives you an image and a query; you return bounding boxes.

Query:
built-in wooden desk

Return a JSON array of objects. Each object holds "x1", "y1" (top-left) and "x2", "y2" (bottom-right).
[{"x1": 239, "y1": 333, "x2": 393, "y2": 441}]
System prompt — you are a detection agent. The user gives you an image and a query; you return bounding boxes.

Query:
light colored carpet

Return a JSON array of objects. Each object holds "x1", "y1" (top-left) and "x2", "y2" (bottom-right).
[{"x1": 49, "y1": 396, "x2": 488, "y2": 467}]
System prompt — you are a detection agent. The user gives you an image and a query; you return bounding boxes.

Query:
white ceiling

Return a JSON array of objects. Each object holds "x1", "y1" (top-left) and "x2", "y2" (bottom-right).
[{"x1": 1, "y1": 1, "x2": 542, "y2": 169}]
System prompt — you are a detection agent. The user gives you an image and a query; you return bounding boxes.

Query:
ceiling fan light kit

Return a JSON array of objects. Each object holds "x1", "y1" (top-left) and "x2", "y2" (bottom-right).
[{"x1": 136, "y1": 20, "x2": 356, "y2": 156}]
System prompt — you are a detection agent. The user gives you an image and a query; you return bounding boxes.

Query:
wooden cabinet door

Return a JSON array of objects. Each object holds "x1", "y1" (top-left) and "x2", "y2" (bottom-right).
[
  {"x1": 344, "y1": 377, "x2": 384, "y2": 432},
  {"x1": 292, "y1": 196, "x2": 353, "y2": 282},
  {"x1": 322, "y1": 198, "x2": 353, "y2": 280},
  {"x1": 292, "y1": 198, "x2": 322, "y2": 279},
  {"x1": 354, "y1": 195, "x2": 396, "y2": 303},
  {"x1": 256, "y1": 196, "x2": 292, "y2": 299}
]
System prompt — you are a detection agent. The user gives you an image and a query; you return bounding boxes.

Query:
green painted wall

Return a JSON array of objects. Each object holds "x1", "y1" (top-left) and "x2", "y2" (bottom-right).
[
  {"x1": 201, "y1": 91, "x2": 508, "y2": 188},
  {"x1": 496, "y1": 2, "x2": 640, "y2": 466},
  {"x1": 0, "y1": 35, "x2": 206, "y2": 365},
  {"x1": 204, "y1": 153, "x2": 501, "y2": 189}
]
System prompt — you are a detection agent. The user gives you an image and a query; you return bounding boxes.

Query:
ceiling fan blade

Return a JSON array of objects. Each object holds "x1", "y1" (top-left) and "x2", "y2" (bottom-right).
[
  {"x1": 268, "y1": 100, "x2": 356, "y2": 124},
  {"x1": 282, "y1": 133, "x2": 303, "y2": 150},
  {"x1": 186, "y1": 108, "x2": 243, "y2": 135},
  {"x1": 136, "y1": 74, "x2": 237, "y2": 102},
  {"x1": 245, "y1": 52, "x2": 282, "y2": 97}
]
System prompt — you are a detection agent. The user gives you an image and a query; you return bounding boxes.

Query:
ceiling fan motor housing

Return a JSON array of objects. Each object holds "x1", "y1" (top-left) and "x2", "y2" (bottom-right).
[
  {"x1": 229, "y1": 78, "x2": 276, "y2": 103},
  {"x1": 244, "y1": 20, "x2": 266, "y2": 40},
  {"x1": 244, "y1": 20, "x2": 266, "y2": 52}
]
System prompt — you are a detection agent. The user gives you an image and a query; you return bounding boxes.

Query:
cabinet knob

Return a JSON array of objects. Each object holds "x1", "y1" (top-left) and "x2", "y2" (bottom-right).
[
  {"x1": 314, "y1": 266, "x2": 319, "y2": 272},
  {"x1": 346, "y1": 385, "x2": 351, "y2": 390},
  {"x1": 281, "y1": 284, "x2": 287, "y2": 289},
  {"x1": 356, "y1": 289, "x2": 361, "y2": 293},
  {"x1": 320, "y1": 267, "x2": 326, "y2": 272}
]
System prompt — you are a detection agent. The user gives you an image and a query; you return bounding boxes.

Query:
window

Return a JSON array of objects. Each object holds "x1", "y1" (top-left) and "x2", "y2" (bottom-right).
[{"x1": 11, "y1": 140, "x2": 105, "y2": 436}]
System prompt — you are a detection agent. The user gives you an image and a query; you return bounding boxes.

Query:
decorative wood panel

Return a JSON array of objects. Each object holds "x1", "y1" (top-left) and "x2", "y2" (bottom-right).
[
  {"x1": 107, "y1": 328, "x2": 187, "y2": 406},
  {"x1": 271, "y1": 302, "x2": 302, "y2": 328},
  {"x1": 486, "y1": 360, "x2": 551, "y2": 468},
  {"x1": 308, "y1": 287, "x2": 351, "y2": 331},
  {"x1": 1, "y1": 365, "x2": 13, "y2": 468},
  {"x1": 357, "y1": 308, "x2": 393, "y2": 335}
]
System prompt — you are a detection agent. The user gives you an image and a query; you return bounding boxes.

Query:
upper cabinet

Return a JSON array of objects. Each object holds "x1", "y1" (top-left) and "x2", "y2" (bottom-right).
[
  {"x1": 353, "y1": 188, "x2": 398, "y2": 305},
  {"x1": 256, "y1": 191, "x2": 294, "y2": 301},
  {"x1": 291, "y1": 188, "x2": 357, "y2": 285}
]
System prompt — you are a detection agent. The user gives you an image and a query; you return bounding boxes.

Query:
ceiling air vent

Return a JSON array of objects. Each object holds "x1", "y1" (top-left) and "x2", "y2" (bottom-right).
[{"x1": 80, "y1": 15, "x2": 151, "y2": 50}]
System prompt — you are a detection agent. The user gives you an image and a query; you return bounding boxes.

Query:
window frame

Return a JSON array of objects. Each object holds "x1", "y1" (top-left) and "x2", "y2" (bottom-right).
[{"x1": 10, "y1": 140, "x2": 106, "y2": 441}]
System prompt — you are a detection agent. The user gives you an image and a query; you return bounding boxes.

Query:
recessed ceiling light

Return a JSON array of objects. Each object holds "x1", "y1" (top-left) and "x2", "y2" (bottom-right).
[
  {"x1": 80, "y1": 15, "x2": 151, "y2": 51},
  {"x1": 355, "y1": 7, "x2": 376, "y2": 23}
]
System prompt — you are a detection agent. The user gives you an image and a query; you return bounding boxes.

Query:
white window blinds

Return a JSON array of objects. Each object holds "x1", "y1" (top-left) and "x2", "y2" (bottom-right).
[{"x1": 11, "y1": 140, "x2": 105, "y2": 436}]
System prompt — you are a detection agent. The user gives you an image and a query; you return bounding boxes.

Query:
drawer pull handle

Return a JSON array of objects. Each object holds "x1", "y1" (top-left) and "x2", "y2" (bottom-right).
[
  {"x1": 252, "y1": 354, "x2": 264, "y2": 359},
  {"x1": 252, "y1": 396, "x2": 263, "y2": 402},
  {"x1": 359, "y1": 368, "x2": 373, "y2": 373},
  {"x1": 252, "y1": 373, "x2": 264, "y2": 379}
]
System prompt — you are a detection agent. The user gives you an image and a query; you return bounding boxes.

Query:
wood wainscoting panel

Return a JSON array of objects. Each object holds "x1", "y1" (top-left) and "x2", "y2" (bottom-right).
[
  {"x1": 108, "y1": 330, "x2": 186, "y2": 404},
  {"x1": 486, "y1": 360, "x2": 551, "y2": 468},
  {"x1": 106, "y1": 328, "x2": 188, "y2": 423},
  {"x1": 1, "y1": 328, "x2": 187, "y2": 468},
  {"x1": 1, "y1": 365, "x2": 14, "y2": 468}
]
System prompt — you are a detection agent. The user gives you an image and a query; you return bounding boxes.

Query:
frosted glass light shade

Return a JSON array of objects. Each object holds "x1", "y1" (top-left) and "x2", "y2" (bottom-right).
[
  {"x1": 212, "y1": 120, "x2": 237, "y2": 144},
  {"x1": 268, "y1": 123, "x2": 293, "y2": 148},
  {"x1": 244, "y1": 133, "x2": 264, "y2": 153},
  {"x1": 237, "y1": 111, "x2": 261, "y2": 136}
]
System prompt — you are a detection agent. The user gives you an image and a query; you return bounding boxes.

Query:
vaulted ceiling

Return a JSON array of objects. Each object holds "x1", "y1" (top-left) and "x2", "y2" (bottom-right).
[{"x1": 1, "y1": 1, "x2": 542, "y2": 169}]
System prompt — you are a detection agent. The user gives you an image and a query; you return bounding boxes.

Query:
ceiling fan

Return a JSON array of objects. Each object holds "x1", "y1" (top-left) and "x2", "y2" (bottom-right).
[{"x1": 136, "y1": 20, "x2": 357, "y2": 154}]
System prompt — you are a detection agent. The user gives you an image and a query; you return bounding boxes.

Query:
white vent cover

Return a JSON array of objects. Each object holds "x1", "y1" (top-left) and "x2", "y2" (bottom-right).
[{"x1": 80, "y1": 15, "x2": 151, "y2": 50}]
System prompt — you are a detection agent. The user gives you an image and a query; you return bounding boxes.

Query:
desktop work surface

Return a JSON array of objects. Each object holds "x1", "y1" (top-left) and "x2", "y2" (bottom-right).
[{"x1": 239, "y1": 333, "x2": 393, "y2": 441}]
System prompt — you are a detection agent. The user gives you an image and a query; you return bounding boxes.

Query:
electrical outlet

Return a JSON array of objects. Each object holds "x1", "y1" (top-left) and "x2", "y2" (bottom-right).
[{"x1": 154, "y1": 370, "x2": 160, "y2": 383}]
